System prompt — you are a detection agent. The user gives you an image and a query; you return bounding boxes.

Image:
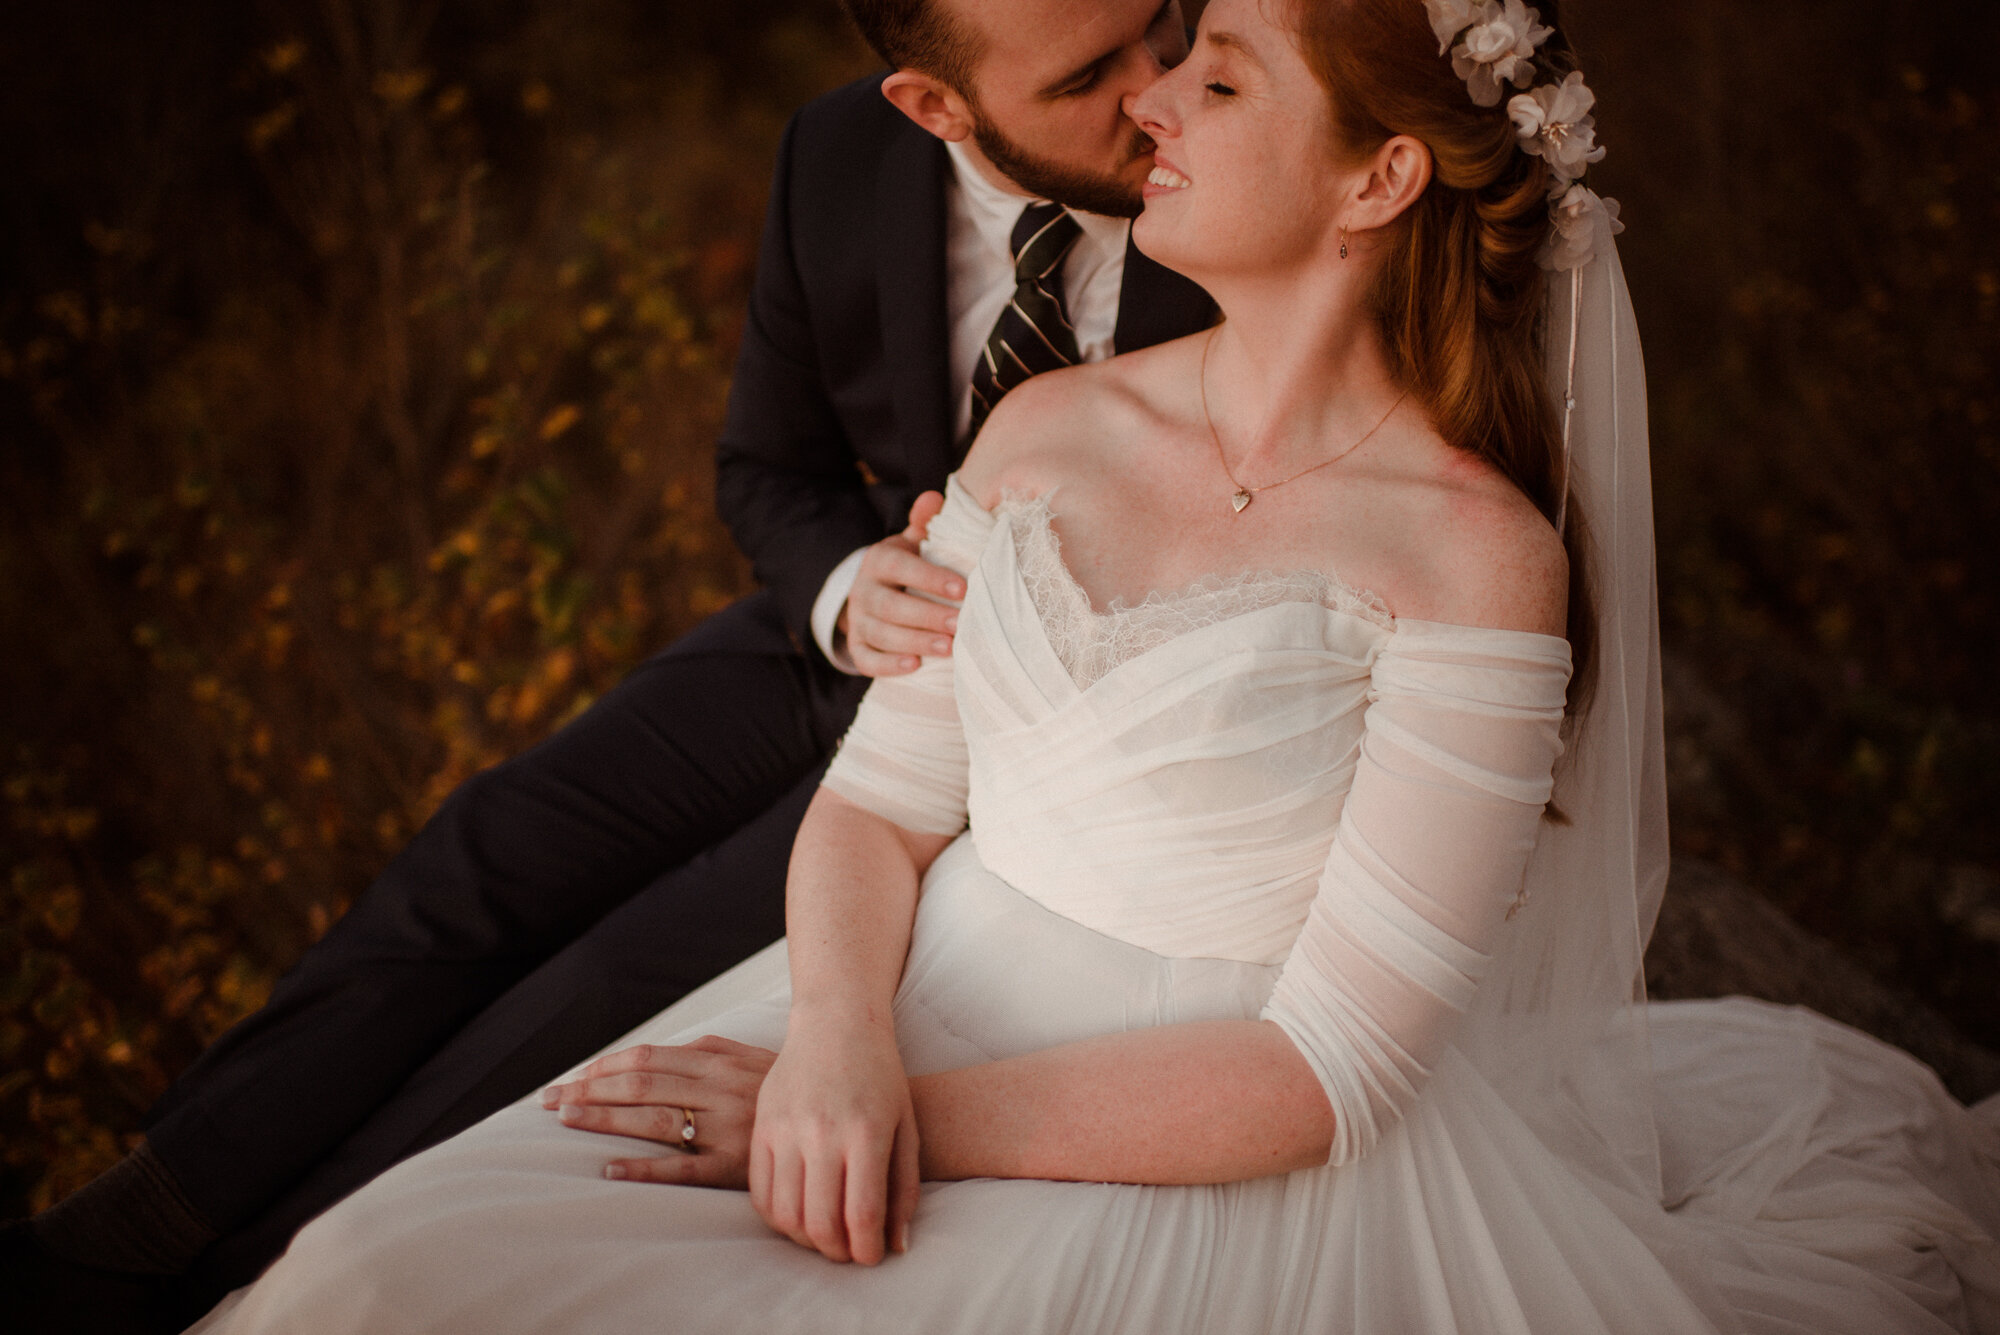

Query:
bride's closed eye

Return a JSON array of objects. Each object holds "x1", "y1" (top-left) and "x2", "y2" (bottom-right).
[{"x1": 1204, "y1": 80, "x2": 1237, "y2": 97}]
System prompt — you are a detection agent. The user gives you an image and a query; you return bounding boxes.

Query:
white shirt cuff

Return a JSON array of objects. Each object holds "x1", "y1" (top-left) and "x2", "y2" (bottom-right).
[{"x1": 810, "y1": 546, "x2": 871, "y2": 674}]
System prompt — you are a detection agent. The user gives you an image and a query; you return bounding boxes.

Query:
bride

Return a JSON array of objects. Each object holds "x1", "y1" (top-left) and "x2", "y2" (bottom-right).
[{"x1": 192, "y1": 0, "x2": 2000, "y2": 1331}]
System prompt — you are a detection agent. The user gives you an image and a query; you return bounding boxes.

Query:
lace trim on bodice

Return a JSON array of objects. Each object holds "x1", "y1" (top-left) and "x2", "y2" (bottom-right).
[{"x1": 1000, "y1": 494, "x2": 1393, "y2": 690}]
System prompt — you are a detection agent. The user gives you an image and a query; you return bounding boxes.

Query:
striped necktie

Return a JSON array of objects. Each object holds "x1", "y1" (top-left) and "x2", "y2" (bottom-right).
[{"x1": 966, "y1": 202, "x2": 1084, "y2": 443}]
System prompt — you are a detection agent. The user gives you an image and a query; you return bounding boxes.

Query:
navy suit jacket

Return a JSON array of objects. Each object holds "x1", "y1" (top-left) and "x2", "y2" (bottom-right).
[{"x1": 714, "y1": 75, "x2": 1218, "y2": 653}]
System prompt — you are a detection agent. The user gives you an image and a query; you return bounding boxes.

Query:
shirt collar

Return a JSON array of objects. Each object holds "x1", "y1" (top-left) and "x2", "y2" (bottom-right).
[{"x1": 943, "y1": 138, "x2": 1131, "y2": 258}]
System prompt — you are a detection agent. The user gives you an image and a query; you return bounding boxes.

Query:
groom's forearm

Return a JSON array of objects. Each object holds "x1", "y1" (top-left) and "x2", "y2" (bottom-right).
[
  {"x1": 713, "y1": 301, "x2": 887, "y2": 641},
  {"x1": 713, "y1": 110, "x2": 894, "y2": 641},
  {"x1": 715, "y1": 442, "x2": 884, "y2": 642},
  {"x1": 908, "y1": 1020, "x2": 1336, "y2": 1185}
]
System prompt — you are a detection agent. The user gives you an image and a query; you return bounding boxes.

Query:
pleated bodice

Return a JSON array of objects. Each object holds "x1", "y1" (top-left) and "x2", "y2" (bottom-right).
[{"x1": 955, "y1": 492, "x2": 1394, "y2": 965}]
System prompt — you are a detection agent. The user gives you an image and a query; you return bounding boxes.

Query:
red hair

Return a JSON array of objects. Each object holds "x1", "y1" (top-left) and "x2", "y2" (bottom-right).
[{"x1": 1296, "y1": 0, "x2": 1596, "y2": 705}]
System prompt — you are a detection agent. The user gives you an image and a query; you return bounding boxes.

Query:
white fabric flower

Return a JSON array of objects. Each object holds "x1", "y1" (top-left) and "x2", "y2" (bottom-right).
[
  {"x1": 1544, "y1": 185, "x2": 1624, "y2": 272},
  {"x1": 1423, "y1": 0, "x2": 1486, "y2": 55},
  {"x1": 1508, "y1": 72, "x2": 1608, "y2": 185},
  {"x1": 1451, "y1": 0, "x2": 1552, "y2": 108}
]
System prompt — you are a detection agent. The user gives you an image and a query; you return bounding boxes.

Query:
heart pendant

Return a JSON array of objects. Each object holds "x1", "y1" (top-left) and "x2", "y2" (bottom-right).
[{"x1": 1231, "y1": 491, "x2": 1252, "y2": 514}]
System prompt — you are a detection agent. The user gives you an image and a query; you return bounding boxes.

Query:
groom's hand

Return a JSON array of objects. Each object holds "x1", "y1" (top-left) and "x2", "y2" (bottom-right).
[{"x1": 838, "y1": 490, "x2": 965, "y2": 677}]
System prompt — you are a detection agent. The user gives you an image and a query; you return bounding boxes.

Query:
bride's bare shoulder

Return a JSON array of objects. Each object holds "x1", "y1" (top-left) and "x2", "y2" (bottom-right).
[
  {"x1": 1371, "y1": 442, "x2": 1569, "y2": 637},
  {"x1": 959, "y1": 336, "x2": 1208, "y2": 509}
]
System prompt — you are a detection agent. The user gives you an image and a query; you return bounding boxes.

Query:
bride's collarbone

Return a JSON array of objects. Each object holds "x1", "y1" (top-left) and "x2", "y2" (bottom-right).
[{"x1": 1037, "y1": 479, "x2": 1393, "y2": 614}]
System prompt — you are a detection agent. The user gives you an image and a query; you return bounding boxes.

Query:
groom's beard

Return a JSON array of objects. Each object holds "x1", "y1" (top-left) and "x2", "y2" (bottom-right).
[{"x1": 970, "y1": 112, "x2": 1152, "y2": 220}]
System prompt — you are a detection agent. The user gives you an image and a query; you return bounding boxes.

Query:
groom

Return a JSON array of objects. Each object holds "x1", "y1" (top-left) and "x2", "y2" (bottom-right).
[{"x1": 11, "y1": 0, "x2": 1214, "y2": 1322}]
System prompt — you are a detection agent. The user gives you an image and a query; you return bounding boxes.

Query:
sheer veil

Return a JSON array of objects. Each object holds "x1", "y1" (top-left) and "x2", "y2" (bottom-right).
[{"x1": 1455, "y1": 230, "x2": 1671, "y2": 1204}]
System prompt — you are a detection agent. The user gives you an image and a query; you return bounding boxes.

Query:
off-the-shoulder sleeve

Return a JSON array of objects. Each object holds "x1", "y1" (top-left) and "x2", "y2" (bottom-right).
[
  {"x1": 1261, "y1": 620, "x2": 1572, "y2": 1165},
  {"x1": 819, "y1": 478, "x2": 996, "y2": 835}
]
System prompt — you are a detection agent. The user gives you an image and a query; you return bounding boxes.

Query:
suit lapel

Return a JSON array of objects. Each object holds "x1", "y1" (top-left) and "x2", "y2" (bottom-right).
[
  {"x1": 1113, "y1": 231, "x2": 1217, "y2": 353},
  {"x1": 875, "y1": 124, "x2": 954, "y2": 489}
]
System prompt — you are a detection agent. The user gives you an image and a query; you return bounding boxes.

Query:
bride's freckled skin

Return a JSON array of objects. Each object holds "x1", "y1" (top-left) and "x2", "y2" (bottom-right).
[
  {"x1": 1129, "y1": 0, "x2": 1351, "y2": 283},
  {"x1": 985, "y1": 0, "x2": 1445, "y2": 617}
]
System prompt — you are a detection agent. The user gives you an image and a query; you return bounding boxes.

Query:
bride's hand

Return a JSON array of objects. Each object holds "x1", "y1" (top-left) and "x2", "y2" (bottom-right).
[
  {"x1": 749, "y1": 1012, "x2": 919, "y2": 1265},
  {"x1": 540, "y1": 1035, "x2": 775, "y2": 1187}
]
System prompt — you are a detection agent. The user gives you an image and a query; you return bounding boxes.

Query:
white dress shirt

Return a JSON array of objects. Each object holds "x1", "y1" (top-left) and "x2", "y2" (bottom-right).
[{"x1": 809, "y1": 137, "x2": 1131, "y2": 671}]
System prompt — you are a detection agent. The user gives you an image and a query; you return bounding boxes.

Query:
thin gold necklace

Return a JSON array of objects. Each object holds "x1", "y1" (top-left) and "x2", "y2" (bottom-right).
[{"x1": 1199, "y1": 325, "x2": 1407, "y2": 515}]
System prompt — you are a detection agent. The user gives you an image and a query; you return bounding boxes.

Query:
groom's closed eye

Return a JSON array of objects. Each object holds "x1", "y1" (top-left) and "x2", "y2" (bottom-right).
[
  {"x1": 1042, "y1": 50, "x2": 1116, "y2": 101},
  {"x1": 1056, "y1": 64, "x2": 1107, "y2": 98},
  {"x1": 1039, "y1": 0, "x2": 1186, "y2": 100}
]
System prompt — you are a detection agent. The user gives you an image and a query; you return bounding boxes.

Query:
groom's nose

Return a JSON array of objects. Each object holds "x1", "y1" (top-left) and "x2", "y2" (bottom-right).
[
  {"x1": 1100, "y1": 35, "x2": 1176, "y2": 115},
  {"x1": 1144, "y1": 0, "x2": 1192, "y2": 72}
]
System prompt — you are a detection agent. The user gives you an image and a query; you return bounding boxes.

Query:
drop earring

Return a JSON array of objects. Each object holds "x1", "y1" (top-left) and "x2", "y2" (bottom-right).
[{"x1": 1339, "y1": 227, "x2": 1350, "y2": 260}]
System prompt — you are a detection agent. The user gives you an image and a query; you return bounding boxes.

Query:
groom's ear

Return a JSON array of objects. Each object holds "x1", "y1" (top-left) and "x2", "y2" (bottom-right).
[{"x1": 880, "y1": 70, "x2": 976, "y2": 144}]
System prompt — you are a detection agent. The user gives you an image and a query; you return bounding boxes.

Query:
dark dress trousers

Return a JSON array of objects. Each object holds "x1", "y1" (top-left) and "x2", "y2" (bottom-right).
[{"x1": 145, "y1": 74, "x2": 1215, "y2": 1295}]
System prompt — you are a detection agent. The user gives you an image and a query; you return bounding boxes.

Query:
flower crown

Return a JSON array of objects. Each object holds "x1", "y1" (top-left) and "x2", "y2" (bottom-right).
[{"x1": 1422, "y1": 0, "x2": 1623, "y2": 271}]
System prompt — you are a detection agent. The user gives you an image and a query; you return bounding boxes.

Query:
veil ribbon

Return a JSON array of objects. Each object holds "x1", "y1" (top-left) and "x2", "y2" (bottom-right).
[{"x1": 1457, "y1": 224, "x2": 1670, "y2": 1203}]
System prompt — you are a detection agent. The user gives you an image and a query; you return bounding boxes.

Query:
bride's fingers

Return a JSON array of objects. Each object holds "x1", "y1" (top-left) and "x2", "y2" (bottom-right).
[
  {"x1": 760, "y1": 1145, "x2": 812, "y2": 1251},
  {"x1": 748, "y1": 1136, "x2": 772, "y2": 1217},
  {"x1": 544, "y1": 1041, "x2": 775, "y2": 1110},
  {"x1": 545, "y1": 1069, "x2": 696, "y2": 1109},
  {"x1": 803, "y1": 1152, "x2": 853, "y2": 1263},
  {"x1": 577, "y1": 1042, "x2": 708, "y2": 1079},
  {"x1": 601, "y1": 1153, "x2": 743, "y2": 1188},
  {"x1": 547, "y1": 1039, "x2": 735, "y2": 1096},
  {"x1": 556, "y1": 1101, "x2": 703, "y2": 1145},
  {"x1": 685, "y1": 1034, "x2": 774, "y2": 1060},
  {"x1": 888, "y1": 1113, "x2": 920, "y2": 1256},
  {"x1": 842, "y1": 1130, "x2": 895, "y2": 1266},
  {"x1": 542, "y1": 1046, "x2": 710, "y2": 1105}
]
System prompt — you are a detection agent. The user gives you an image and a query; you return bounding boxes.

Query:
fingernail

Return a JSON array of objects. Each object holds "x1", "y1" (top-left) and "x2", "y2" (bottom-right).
[
  {"x1": 603, "y1": 1164, "x2": 627, "y2": 1180},
  {"x1": 945, "y1": 613, "x2": 959, "y2": 630},
  {"x1": 895, "y1": 1223, "x2": 910, "y2": 1253},
  {"x1": 559, "y1": 1105, "x2": 582, "y2": 1123},
  {"x1": 948, "y1": 581, "x2": 965, "y2": 598},
  {"x1": 540, "y1": 1087, "x2": 561, "y2": 1108},
  {"x1": 931, "y1": 638, "x2": 950, "y2": 654}
]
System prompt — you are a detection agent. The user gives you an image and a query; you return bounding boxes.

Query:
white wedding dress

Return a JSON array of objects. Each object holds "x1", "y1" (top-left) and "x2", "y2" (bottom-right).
[{"x1": 190, "y1": 480, "x2": 2000, "y2": 1335}]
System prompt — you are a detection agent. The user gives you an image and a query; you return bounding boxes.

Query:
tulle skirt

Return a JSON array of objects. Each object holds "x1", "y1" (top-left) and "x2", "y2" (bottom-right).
[{"x1": 191, "y1": 839, "x2": 2000, "y2": 1335}]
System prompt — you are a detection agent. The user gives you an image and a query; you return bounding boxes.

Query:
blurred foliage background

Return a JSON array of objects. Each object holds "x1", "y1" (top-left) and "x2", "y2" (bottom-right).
[{"x1": 0, "y1": 0, "x2": 1994, "y2": 1219}]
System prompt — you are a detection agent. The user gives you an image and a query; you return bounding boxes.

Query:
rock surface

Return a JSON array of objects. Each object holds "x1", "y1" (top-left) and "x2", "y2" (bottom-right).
[{"x1": 1647, "y1": 857, "x2": 2000, "y2": 1104}]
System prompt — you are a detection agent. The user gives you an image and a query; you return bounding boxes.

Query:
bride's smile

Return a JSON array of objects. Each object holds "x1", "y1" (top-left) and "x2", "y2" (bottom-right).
[{"x1": 1130, "y1": 0, "x2": 1353, "y2": 282}]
